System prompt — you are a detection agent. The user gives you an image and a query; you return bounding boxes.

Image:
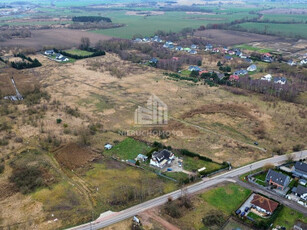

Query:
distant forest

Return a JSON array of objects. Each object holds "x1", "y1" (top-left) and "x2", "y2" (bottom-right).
[{"x1": 72, "y1": 16, "x2": 112, "y2": 23}]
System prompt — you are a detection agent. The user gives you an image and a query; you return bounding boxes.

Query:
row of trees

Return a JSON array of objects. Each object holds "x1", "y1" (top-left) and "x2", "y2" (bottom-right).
[
  {"x1": 72, "y1": 16, "x2": 112, "y2": 23},
  {"x1": 11, "y1": 53, "x2": 42, "y2": 70}
]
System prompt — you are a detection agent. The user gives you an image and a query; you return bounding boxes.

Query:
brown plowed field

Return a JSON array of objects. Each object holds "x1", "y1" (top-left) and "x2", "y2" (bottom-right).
[{"x1": 0, "y1": 29, "x2": 113, "y2": 50}]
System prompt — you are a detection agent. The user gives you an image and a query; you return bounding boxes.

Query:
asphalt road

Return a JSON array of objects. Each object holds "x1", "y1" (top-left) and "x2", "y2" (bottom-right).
[{"x1": 68, "y1": 150, "x2": 307, "y2": 230}]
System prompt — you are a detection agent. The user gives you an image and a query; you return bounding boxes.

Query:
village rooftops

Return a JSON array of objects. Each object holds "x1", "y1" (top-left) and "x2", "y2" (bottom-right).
[
  {"x1": 266, "y1": 169, "x2": 290, "y2": 189},
  {"x1": 251, "y1": 194, "x2": 279, "y2": 214},
  {"x1": 294, "y1": 161, "x2": 307, "y2": 174}
]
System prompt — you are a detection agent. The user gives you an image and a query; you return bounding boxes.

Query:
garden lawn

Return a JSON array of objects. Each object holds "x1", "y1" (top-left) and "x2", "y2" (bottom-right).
[
  {"x1": 183, "y1": 156, "x2": 222, "y2": 172},
  {"x1": 105, "y1": 137, "x2": 152, "y2": 160},
  {"x1": 273, "y1": 206, "x2": 307, "y2": 229},
  {"x1": 201, "y1": 183, "x2": 251, "y2": 214},
  {"x1": 64, "y1": 49, "x2": 94, "y2": 57}
]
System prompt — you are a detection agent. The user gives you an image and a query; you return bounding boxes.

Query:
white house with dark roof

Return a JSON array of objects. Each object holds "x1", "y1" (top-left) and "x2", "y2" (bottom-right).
[
  {"x1": 247, "y1": 64, "x2": 257, "y2": 72},
  {"x1": 150, "y1": 149, "x2": 174, "y2": 168}
]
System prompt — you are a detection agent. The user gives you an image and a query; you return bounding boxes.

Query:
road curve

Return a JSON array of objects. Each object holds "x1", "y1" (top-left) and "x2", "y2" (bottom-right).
[{"x1": 68, "y1": 150, "x2": 307, "y2": 230}]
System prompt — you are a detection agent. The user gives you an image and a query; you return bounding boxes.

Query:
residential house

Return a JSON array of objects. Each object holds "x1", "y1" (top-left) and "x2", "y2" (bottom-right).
[
  {"x1": 239, "y1": 53, "x2": 247, "y2": 59},
  {"x1": 172, "y1": 57, "x2": 179, "y2": 61},
  {"x1": 175, "y1": 46, "x2": 183, "y2": 51},
  {"x1": 212, "y1": 48, "x2": 220, "y2": 53},
  {"x1": 188, "y1": 66, "x2": 201, "y2": 72},
  {"x1": 189, "y1": 49, "x2": 197, "y2": 55},
  {"x1": 135, "y1": 154, "x2": 148, "y2": 162},
  {"x1": 261, "y1": 74, "x2": 272, "y2": 82},
  {"x1": 143, "y1": 37, "x2": 150, "y2": 43},
  {"x1": 234, "y1": 69, "x2": 248, "y2": 76},
  {"x1": 287, "y1": 60, "x2": 297, "y2": 66},
  {"x1": 265, "y1": 169, "x2": 290, "y2": 190},
  {"x1": 44, "y1": 50, "x2": 54, "y2": 55},
  {"x1": 262, "y1": 54, "x2": 273, "y2": 63},
  {"x1": 299, "y1": 179, "x2": 307, "y2": 186},
  {"x1": 294, "y1": 185, "x2": 307, "y2": 201},
  {"x1": 163, "y1": 41, "x2": 174, "y2": 49},
  {"x1": 217, "y1": 72, "x2": 225, "y2": 80},
  {"x1": 56, "y1": 53, "x2": 63, "y2": 59},
  {"x1": 247, "y1": 64, "x2": 257, "y2": 72},
  {"x1": 183, "y1": 47, "x2": 191, "y2": 52},
  {"x1": 293, "y1": 161, "x2": 307, "y2": 179},
  {"x1": 199, "y1": 70, "x2": 208, "y2": 75},
  {"x1": 134, "y1": 38, "x2": 143, "y2": 43},
  {"x1": 191, "y1": 44, "x2": 198, "y2": 49},
  {"x1": 150, "y1": 149, "x2": 174, "y2": 168},
  {"x1": 228, "y1": 50, "x2": 235, "y2": 55},
  {"x1": 58, "y1": 56, "x2": 69, "y2": 62},
  {"x1": 245, "y1": 58, "x2": 253, "y2": 63},
  {"x1": 152, "y1": 36, "x2": 163, "y2": 43},
  {"x1": 205, "y1": 44, "x2": 213, "y2": 51},
  {"x1": 224, "y1": 55, "x2": 233, "y2": 61},
  {"x1": 251, "y1": 194, "x2": 279, "y2": 216},
  {"x1": 300, "y1": 59, "x2": 307, "y2": 65},
  {"x1": 149, "y1": 58, "x2": 158, "y2": 65},
  {"x1": 273, "y1": 77, "x2": 287, "y2": 85},
  {"x1": 229, "y1": 75, "x2": 239, "y2": 81},
  {"x1": 104, "y1": 144, "x2": 113, "y2": 150}
]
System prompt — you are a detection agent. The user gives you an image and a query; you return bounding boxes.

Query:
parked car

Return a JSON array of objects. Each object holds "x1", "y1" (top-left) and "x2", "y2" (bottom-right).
[
  {"x1": 245, "y1": 207, "x2": 249, "y2": 212},
  {"x1": 167, "y1": 168, "x2": 172, "y2": 171},
  {"x1": 240, "y1": 212, "x2": 245, "y2": 217},
  {"x1": 254, "y1": 142, "x2": 259, "y2": 145},
  {"x1": 235, "y1": 209, "x2": 241, "y2": 215}
]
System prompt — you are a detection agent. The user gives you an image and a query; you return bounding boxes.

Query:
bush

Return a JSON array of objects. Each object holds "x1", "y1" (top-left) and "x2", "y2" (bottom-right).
[
  {"x1": 202, "y1": 210, "x2": 225, "y2": 227},
  {"x1": 9, "y1": 166, "x2": 45, "y2": 194},
  {"x1": 293, "y1": 144, "x2": 304, "y2": 152},
  {"x1": 272, "y1": 147, "x2": 286, "y2": 155},
  {"x1": 0, "y1": 164, "x2": 4, "y2": 174},
  {"x1": 164, "y1": 200, "x2": 183, "y2": 218}
]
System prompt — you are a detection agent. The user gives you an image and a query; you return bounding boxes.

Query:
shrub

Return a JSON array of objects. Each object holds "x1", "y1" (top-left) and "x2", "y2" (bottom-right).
[
  {"x1": 202, "y1": 210, "x2": 225, "y2": 227},
  {"x1": 0, "y1": 164, "x2": 4, "y2": 174},
  {"x1": 9, "y1": 166, "x2": 45, "y2": 194},
  {"x1": 293, "y1": 144, "x2": 304, "y2": 152}
]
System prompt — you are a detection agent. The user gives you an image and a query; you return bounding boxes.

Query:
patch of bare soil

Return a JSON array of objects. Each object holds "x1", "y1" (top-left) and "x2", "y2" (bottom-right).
[
  {"x1": 54, "y1": 143, "x2": 101, "y2": 170},
  {"x1": 0, "y1": 29, "x2": 112, "y2": 50},
  {"x1": 140, "y1": 209, "x2": 179, "y2": 230},
  {"x1": 194, "y1": 29, "x2": 282, "y2": 46},
  {"x1": 181, "y1": 103, "x2": 255, "y2": 120}
]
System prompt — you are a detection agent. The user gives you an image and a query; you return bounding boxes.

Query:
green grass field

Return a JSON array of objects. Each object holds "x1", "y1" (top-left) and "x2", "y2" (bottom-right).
[
  {"x1": 183, "y1": 156, "x2": 222, "y2": 172},
  {"x1": 105, "y1": 137, "x2": 152, "y2": 160},
  {"x1": 64, "y1": 49, "x2": 94, "y2": 57},
  {"x1": 234, "y1": 22, "x2": 307, "y2": 39},
  {"x1": 201, "y1": 183, "x2": 251, "y2": 214},
  {"x1": 273, "y1": 206, "x2": 307, "y2": 229},
  {"x1": 91, "y1": 11, "x2": 253, "y2": 39},
  {"x1": 234, "y1": 44, "x2": 273, "y2": 53}
]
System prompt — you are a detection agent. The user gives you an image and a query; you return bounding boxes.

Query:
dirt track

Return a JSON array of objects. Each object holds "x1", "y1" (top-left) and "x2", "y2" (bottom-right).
[{"x1": 0, "y1": 29, "x2": 113, "y2": 50}]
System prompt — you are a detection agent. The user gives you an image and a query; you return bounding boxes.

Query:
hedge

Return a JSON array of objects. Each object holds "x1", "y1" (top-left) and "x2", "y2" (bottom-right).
[{"x1": 54, "y1": 48, "x2": 106, "y2": 60}]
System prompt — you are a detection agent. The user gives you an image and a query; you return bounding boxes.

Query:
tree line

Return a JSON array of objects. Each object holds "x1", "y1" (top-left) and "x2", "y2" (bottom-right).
[
  {"x1": 11, "y1": 53, "x2": 42, "y2": 70},
  {"x1": 72, "y1": 16, "x2": 112, "y2": 23}
]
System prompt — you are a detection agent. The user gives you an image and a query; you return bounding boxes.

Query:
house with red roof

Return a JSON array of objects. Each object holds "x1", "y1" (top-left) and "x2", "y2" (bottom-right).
[{"x1": 251, "y1": 194, "x2": 279, "y2": 216}]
